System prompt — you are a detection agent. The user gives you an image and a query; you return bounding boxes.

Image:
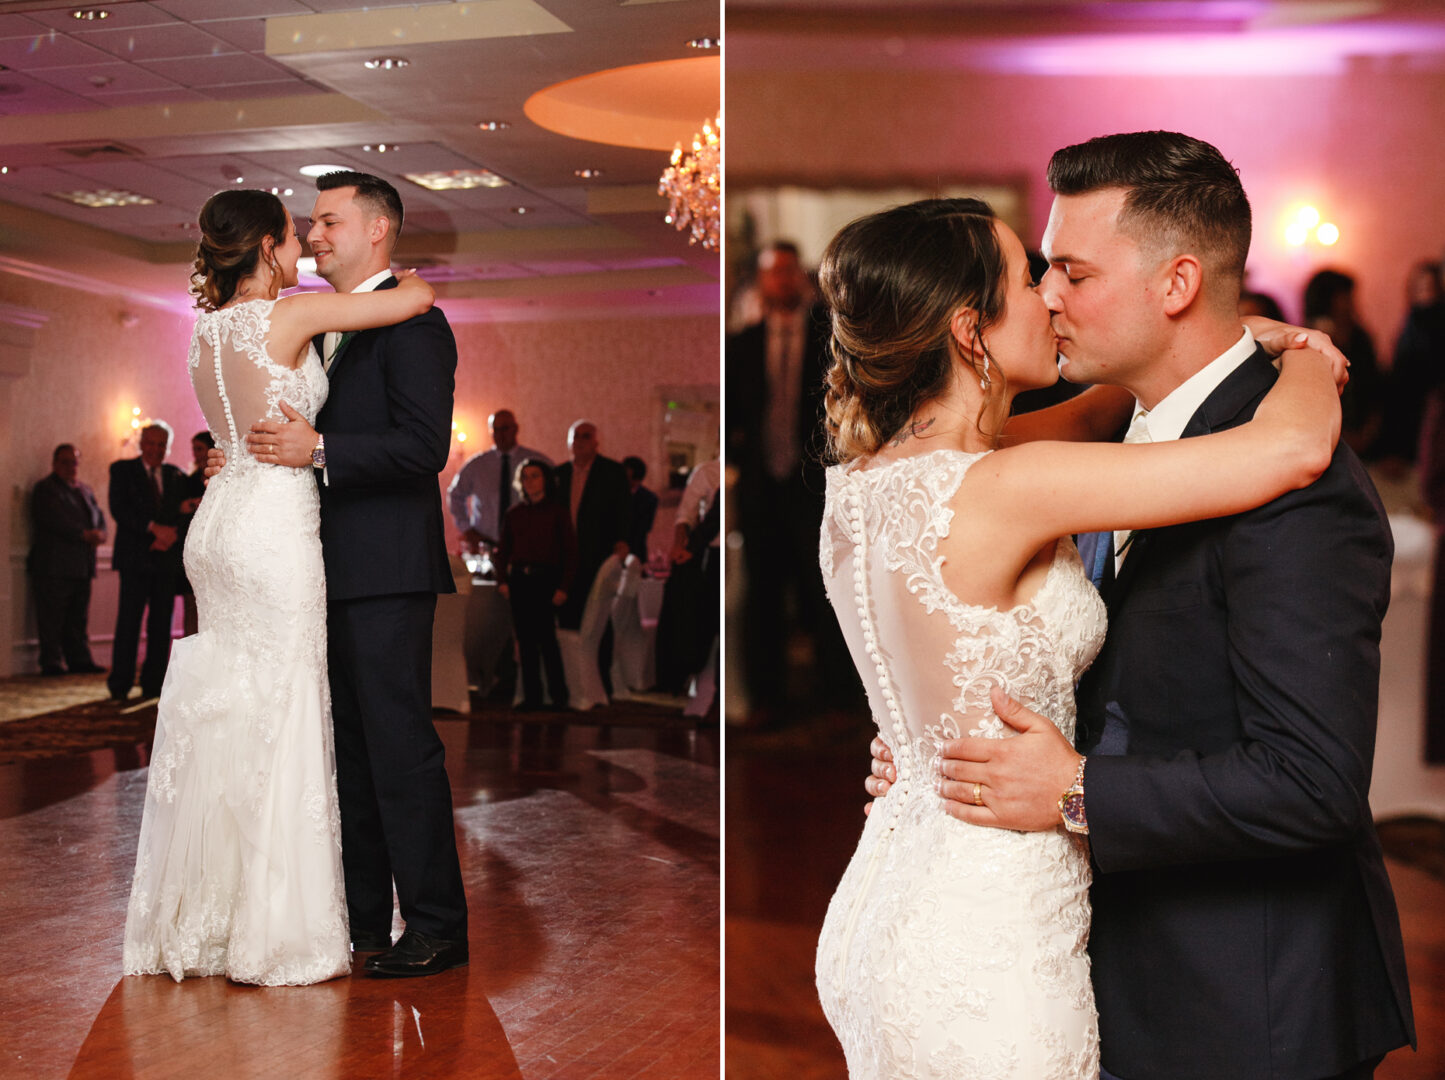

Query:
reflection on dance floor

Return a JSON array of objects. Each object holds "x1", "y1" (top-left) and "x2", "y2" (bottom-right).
[{"x1": 0, "y1": 709, "x2": 718, "y2": 1079}]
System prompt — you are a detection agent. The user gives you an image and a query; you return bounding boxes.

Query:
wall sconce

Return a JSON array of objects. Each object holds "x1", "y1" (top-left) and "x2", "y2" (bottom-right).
[
  {"x1": 451, "y1": 419, "x2": 469, "y2": 452},
  {"x1": 1285, "y1": 206, "x2": 1339, "y2": 247}
]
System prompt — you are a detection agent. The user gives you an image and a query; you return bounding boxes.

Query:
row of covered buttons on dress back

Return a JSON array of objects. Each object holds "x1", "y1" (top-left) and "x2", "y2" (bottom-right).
[{"x1": 848, "y1": 487, "x2": 911, "y2": 829}]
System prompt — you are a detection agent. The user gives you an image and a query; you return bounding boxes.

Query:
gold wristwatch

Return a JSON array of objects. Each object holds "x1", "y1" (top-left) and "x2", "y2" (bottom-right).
[
  {"x1": 311, "y1": 434, "x2": 325, "y2": 469},
  {"x1": 1059, "y1": 755, "x2": 1088, "y2": 835}
]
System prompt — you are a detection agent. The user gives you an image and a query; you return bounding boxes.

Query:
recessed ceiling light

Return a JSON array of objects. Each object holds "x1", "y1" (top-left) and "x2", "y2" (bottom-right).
[
  {"x1": 51, "y1": 189, "x2": 156, "y2": 207},
  {"x1": 403, "y1": 169, "x2": 509, "y2": 191},
  {"x1": 1, "y1": 167, "x2": 8, "y2": 175},
  {"x1": 511, "y1": 206, "x2": 529, "y2": 214},
  {"x1": 298, "y1": 164, "x2": 351, "y2": 178},
  {"x1": 475, "y1": 120, "x2": 510, "y2": 132},
  {"x1": 71, "y1": 9, "x2": 110, "y2": 19},
  {"x1": 268, "y1": 187, "x2": 294, "y2": 196},
  {"x1": 687, "y1": 37, "x2": 719, "y2": 49},
  {"x1": 361, "y1": 144, "x2": 400, "y2": 153},
  {"x1": 363, "y1": 57, "x2": 408, "y2": 70},
  {"x1": 232, "y1": 175, "x2": 244, "y2": 184},
  {"x1": 573, "y1": 168, "x2": 603, "y2": 179}
]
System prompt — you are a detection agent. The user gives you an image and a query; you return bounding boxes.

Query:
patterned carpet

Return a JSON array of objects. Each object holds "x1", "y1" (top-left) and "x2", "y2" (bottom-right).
[{"x1": 0, "y1": 673, "x2": 706, "y2": 765}]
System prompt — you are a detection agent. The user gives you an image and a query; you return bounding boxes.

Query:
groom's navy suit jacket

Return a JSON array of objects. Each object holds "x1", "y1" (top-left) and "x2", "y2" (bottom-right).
[
  {"x1": 311, "y1": 277, "x2": 457, "y2": 602},
  {"x1": 1075, "y1": 347, "x2": 1414, "y2": 1079}
]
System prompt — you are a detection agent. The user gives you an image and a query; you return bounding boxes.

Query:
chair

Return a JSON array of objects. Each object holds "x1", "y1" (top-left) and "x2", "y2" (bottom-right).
[
  {"x1": 608, "y1": 555, "x2": 655, "y2": 698},
  {"x1": 556, "y1": 553, "x2": 625, "y2": 710}
]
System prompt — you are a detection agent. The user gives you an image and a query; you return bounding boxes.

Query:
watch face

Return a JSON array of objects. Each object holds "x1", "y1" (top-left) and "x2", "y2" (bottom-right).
[{"x1": 1061, "y1": 792, "x2": 1087, "y2": 832}]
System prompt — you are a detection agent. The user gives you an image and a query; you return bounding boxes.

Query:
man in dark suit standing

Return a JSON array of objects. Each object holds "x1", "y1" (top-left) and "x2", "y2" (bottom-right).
[
  {"x1": 622, "y1": 455, "x2": 659, "y2": 563},
  {"x1": 108, "y1": 423, "x2": 185, "y2": 701},
  {"x1": 29, "y1": 443, "x2": 106, "y2": 676},
  {"x1": 726, "y1": 242, "x2": 854, "y2": 725},
  {"x1": 555, "y1": 420, "x2": 630, "y2": 631},
  {"x1": 886, "y1": 132, "x2": 1413, "y2": 1079},
  {"x1": 245, "y1": 171, "x2": 467, "y2": 977}
]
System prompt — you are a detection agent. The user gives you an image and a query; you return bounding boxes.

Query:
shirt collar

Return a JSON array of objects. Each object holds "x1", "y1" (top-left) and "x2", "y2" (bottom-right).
[
  {"x1": 349, "y1": 269, "x2": 394, "y2": 295},
  {"x1": 1136, "y1": 328, "x2": 1256, "y2": 444}
]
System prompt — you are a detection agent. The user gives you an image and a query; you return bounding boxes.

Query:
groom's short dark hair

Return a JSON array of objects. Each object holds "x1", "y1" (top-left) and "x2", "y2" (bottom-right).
[
  {"x1": 1047, "y1": 131, "x2": 1251, "y2": 284},
  {"x1": 316, "y1": 170, "x2": 404, "y2": 246}
]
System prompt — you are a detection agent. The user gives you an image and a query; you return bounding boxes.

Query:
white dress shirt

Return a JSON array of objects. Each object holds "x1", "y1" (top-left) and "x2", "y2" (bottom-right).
[
  {"x1": 323, "y1": 268, "x2": 394, "y2": 370},
  {"x1": 446, "y1": 443, "x2": 553, "y2": 542},
  {"x1": 677, "y1": 459, "x2": 722, "y2": 548}
]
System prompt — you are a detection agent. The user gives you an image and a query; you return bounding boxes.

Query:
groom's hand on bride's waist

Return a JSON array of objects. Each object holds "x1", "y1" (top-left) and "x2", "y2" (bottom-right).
[
  {"x1": 935, "y1": 690, "x2": 1080, "y2": 833},
  {"x1": 205, "y1": 447, "x2": 226, "y2": 478},
  {"x1": 247, "y1": 401, "x2": 319, "y2": 469},
  {"x1": 864, "y1": 737, "x2": 896, "y2": 816}
]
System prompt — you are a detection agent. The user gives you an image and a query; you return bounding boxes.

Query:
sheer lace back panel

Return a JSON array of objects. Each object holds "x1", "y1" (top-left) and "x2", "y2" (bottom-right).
[
  {"x1": 187, "y1": 299, "x2": 327, "y2": 465},
  {"x1": 814, "y1": 448, "x2": 1108, "y2": 1079},
  {"x1": 819, "y1": 448, "x2": 1106, "y2": 791}
]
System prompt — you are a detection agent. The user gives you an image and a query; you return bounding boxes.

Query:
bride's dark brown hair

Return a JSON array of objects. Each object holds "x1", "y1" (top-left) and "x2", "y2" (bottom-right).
[
  {"x1": 190, "y1": 189, "x2": 288, "y2": 312},
  {"x1": 820, "y1": 197, "x2": 1009, "y2": 464}
]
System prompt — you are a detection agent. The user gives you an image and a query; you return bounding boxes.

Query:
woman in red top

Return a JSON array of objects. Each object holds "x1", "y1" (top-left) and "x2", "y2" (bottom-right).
[{"x1": 496, "y1": 459, "x2": 577, "y2": 710}]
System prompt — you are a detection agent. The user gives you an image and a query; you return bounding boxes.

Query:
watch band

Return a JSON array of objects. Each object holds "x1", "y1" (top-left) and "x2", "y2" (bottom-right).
[{"x1": 1059, "y1": 754, "x2": 1088, "y2": 835}]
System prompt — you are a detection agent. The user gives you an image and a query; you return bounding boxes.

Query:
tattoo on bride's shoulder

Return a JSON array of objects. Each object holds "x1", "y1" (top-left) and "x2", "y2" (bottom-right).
[{"x1": 891, "y1": 417, "x2": 936, "y2": 447}]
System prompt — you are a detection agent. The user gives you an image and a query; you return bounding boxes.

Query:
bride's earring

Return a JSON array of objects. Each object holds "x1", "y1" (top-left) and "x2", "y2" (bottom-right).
[{"x1": 979, "y1": 353, "x2": 991, "y2": 391}]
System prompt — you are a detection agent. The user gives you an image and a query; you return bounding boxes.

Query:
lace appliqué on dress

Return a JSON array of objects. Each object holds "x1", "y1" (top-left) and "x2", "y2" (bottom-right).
[{"x1": 815, "y1": 448, "x2": 1106, "y2": 1079}]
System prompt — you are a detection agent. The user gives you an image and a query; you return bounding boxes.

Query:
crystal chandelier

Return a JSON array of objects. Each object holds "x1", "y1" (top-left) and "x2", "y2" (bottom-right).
[{"x1": 659, "y1": 115, "x2": 720, "y2": 251}]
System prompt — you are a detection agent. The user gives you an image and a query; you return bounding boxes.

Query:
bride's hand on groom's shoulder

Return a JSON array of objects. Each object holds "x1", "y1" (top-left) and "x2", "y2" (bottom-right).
[
  {"x1": 1243, "y1": 316, "x2": 1350, "y2": 394},
  {"x1": 935, "y1": 689, "x2": 1079, "y2": 833}
]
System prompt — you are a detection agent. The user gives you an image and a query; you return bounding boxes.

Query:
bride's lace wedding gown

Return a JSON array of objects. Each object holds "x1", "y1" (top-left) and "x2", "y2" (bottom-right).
[
  {"x1": 816, "y1": 449, "x2": 1107, "y2": 1079},
  {"x1": 123, "y1": 299, "x2": 350, "y2": 985}
]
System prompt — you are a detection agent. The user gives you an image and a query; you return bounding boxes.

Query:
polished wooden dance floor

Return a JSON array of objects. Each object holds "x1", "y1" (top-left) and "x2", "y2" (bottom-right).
[
  {"x1": 726, "y1": 732, "x2": 1445, "y2": 1080},
  {"x1": 0, "y1": 712, "x2": 718, "y2": 1078}
]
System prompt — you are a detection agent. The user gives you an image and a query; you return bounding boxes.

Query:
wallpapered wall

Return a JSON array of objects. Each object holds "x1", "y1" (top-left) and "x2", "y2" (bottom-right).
[{"x1": 729, "y1": 67, "x2": 1445, "y2": 359}]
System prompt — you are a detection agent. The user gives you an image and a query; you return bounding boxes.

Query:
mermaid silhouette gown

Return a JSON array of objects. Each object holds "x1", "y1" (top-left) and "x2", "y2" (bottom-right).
[
  {"x1": 122, "y1": 298, "x2": 349, "y2": 985},
  {"x1": 815, "y1": 448, "x2": 1107, "y2": 1078}
]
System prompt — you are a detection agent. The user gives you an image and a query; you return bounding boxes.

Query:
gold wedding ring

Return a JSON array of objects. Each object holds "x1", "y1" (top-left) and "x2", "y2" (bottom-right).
[{"x1": 972, "y1": 782, "x2": 983, "y2": 806}]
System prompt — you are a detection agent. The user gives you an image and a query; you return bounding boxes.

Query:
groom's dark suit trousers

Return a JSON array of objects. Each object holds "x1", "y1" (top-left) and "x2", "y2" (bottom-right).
[{"x1": 328, "y1": 591, "x2": 467, "y2": 941}]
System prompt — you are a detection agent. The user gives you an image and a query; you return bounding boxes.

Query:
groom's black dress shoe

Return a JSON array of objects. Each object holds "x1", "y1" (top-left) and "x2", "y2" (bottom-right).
[
  {"x1": 351, "y1": 931, "x2": 392, "y2": 953},
  {"x1": 364, "y1": 930, "x2": 468, "y2": 978}
]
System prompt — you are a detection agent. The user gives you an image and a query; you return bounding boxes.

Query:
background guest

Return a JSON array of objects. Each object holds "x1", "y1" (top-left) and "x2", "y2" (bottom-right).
[
  {"x1": 1380, "y1": 260, "x2": 1445, "y2": 469},
  {"x1": 656, "y1": 458, "x2": 721, "y2": 701},
  {"x1": 447, "y1": 409, "x2": 551, "y2": 553},
  {"x1": 1305, "y1": 268, "x2": 1383, "y2": 456},
  {"x1": 108, "y1": 421, "x2": 185, "y2": 702},
  {"x1": 178, "y1": 429, "x2": 212, "y2": 636},
  {"x1": 555, "y1": 420, "x2": 630, "y2": 692},
  {"x1": 1239, "y1": 289, "x2": 1286, "y2": 321},
  {"x1": 622, "y1": 455, "x2": 659, "y2": 564},
  {"x1": 726, "y1": 241, "x2": 860, "y2": 728},
  {"x1": 496, "y1": 459, "x2": 575, "y2": 711},
  {"x1": 27, "y1": 443, "x2": 107, "y2": 676}
]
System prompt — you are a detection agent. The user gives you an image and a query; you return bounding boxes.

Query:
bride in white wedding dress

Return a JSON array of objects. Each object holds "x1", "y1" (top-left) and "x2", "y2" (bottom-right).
[
  {"x1": 811, "y1": 198, "x2": 1341, "y2": 1078},
  {"x1": 122, "y1": 189, "x2": 434, "y2": 985}
]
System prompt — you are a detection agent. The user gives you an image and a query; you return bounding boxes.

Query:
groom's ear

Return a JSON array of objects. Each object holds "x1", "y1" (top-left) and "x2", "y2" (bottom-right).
[
  {"x1": 368, "y1": 214, "x2": 392, "y2": 248},
  {"x1": 1160, "y1": 253, "x2": 1204, "y2": 317}
]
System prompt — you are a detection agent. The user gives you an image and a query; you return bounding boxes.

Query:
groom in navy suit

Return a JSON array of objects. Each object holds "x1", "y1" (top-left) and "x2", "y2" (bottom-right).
[
  {"x1": 246, "y1": 171, "x2": 468, "y2": 977},
  {"x1": 875, "y1": 133, "x2": 1414, "y2": 1078}
]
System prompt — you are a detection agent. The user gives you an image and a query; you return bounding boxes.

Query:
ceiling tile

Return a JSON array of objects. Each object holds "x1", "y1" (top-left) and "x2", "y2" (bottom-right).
[
  {"x1": 0, "y1": 69, "x2": 98, "y2": 114},
  {"x1": 141, "y1": 51, "x2": 294, "y2": 86},
  {"x1": 26, "y1": 4, "x2": 183, "y2": 33},
  {"x1": 0, "y1": 14, "x2": 52, "y2": 39},
  {"x1": 89, "y1": 86, "x2": 211, "y2": 107},
  {"x1": 26, "y1": 60, "x2": 181, "y2": 95},
  {"x1": 186, "y1": 18, "x2": 265, "y2": 52},
  {"x1": 74, "y1": 22, "x2": 238, "y2": 61},
  {"x1": 0, "y1": 32, "x2": 115, "y2": 70}
]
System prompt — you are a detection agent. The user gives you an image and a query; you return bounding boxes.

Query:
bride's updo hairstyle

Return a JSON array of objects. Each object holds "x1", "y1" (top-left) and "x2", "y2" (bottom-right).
[
  {"x1": 190, "y1": 189, "x2": 288, "y2": 312},
  {"x1": 819, "y1": 197, "x2": 1008, "y2": 464}
]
